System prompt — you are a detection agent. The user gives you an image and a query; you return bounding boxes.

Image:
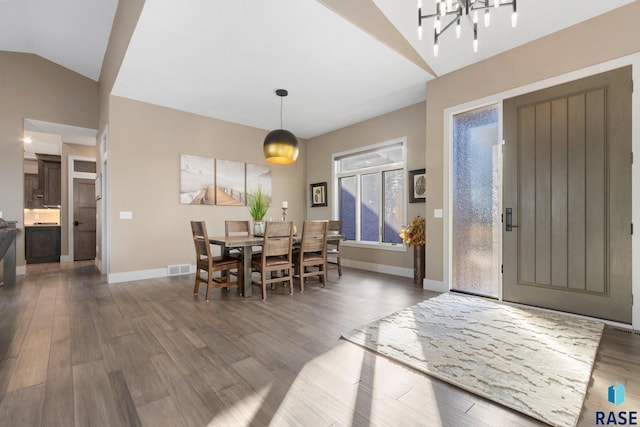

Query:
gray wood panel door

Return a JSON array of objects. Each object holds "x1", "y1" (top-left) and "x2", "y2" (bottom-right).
[
  {"x1": 73, "y1": 178, "x2": 96, "y2": 261},
  {"x1": 503, "y1": 66, "x2": 632, "y2": 323}
]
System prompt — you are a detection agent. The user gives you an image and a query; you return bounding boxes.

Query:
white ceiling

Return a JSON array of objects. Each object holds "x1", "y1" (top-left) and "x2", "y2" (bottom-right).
[
  {"x1": 0, "y1": 0, "x2": 117, "y2": 81},
  {"x1": 23, "y1": 119, "x2": 98, "y2": 158},
  {"x1": 1, "y1": 0, "x2": 636, "y2": 140}
]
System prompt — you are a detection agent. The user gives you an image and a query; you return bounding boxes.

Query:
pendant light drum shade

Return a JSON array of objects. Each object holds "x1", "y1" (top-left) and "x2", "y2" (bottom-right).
[
  {"x1": 264, "y1": 89, "x2": 299, "y2": 164},
  {"x1": 263, "y1": 129, "x2": 299, "y2": 164}
]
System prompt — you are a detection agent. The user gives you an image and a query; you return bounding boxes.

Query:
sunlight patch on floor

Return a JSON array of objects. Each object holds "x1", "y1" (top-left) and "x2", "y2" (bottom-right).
[{"x1": 206, "y1": 384, "x2": 272, "y2": 427}]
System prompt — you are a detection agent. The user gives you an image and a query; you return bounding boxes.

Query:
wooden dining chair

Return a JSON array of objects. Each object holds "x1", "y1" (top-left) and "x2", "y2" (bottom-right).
[
  {"x1": 191, "y1": 221, "x2": 242, "y2": 302},
  {"x1": 326, "y1": 220, "x2": 342, "y2": 276},
  {"x1": 251, "y1": 221, "x2": 294, "y2": 300},
  {"x1": 294, "y1": 220, "x2": 328, "y2": 292}
]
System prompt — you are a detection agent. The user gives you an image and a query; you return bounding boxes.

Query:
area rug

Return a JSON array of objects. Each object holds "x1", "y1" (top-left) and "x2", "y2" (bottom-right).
[{"x1": 341, "y1": 292, "x2": 604, "y2": 427}]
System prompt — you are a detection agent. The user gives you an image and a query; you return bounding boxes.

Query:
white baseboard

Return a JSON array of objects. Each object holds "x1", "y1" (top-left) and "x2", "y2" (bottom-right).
[
  {"x1": 60, "y1": 255, "x2": 73, "y2": 263},
  {"x1": 423, "y1": 279, "x2": 448, "y2": 293},
  {"x1": 107, "y1": 264, "x2": 196, "y2": 284},
  {"x1": 341, "y1": 259, "x2": 413, "y2": 278},
  {"x1": 16, "y1": 265, "x2": 26, "y2": 276},
  {"x1": 108, "y1": 268, "x2": 169, "y2": 284}
]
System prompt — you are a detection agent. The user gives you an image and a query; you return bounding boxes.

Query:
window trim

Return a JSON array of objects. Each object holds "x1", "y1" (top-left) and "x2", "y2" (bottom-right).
[{"x1": 332, "y1": 137, "x2": 407, "y2": 249}]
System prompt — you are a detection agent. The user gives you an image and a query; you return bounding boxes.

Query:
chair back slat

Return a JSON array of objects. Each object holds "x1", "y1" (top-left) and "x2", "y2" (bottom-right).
[
  {"x1": 302, "y1": 221, "x2": 327, "y2": 252},
  {"x1": 325, "y1": 220, "x2": 342, "y2": 276},
  {"x1": 262, "y1": 221, "x2": 293, "y2": 258},
  {"x1": 191, "y1": 221, "x2": 212, "y2": 259},
  {"x1": 327, "y1": 220, "x2": 342, "y2": 235},
  {"x1": 225, "y1": 220, "x2": 250, "y2": 236}
]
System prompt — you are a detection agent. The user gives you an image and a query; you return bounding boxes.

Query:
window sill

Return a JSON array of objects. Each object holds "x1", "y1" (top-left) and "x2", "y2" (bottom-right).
[{"x1": 341, "y1": 241, "x2": 407, "y2": 252}]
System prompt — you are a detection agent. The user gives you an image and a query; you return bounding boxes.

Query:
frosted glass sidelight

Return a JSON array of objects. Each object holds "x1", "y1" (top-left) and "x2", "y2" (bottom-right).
[{"x1": 452, "y1": 105, "x2": 500, "y2": 297}]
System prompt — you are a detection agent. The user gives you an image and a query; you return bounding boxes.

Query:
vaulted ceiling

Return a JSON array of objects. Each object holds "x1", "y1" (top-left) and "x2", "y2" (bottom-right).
[{"x1": 1, "y1": 0, "x2": 635, "y2": 138}]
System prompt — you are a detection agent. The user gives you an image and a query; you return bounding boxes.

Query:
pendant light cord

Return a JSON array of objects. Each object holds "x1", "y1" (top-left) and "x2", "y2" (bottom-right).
[{"x1": 280, "y1": 96, "x2": 283, "y2": 129}]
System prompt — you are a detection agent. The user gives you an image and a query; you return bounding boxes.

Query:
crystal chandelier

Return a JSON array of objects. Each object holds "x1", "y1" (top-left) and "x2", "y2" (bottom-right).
[{"x1": 418, "y1": 0, "x2": 517, "y2": 56}]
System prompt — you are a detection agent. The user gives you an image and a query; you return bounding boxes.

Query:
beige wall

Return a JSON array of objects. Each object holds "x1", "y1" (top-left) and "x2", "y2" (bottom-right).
[
  {"x1": 306, "y1": 102, "x2": 426, "y2": 272},
  {"x1": 0, "y1": 52, "x2": 99, "y2": 267},
  {"x1": 425, "y1": 2, "x2": 640, "y2": 283},
  {"x1": 95, "y1": 0, "x2": 146, "y2": 268},
  {"x1": 107, "y1": 96, "x2": 307, "y2": 274}
]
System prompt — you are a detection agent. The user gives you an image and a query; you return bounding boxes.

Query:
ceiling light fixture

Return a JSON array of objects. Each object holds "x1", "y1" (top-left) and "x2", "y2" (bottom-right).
[
  {"x1": 418, "y1": 0, "x2": 517, "y2": 57},
  {"x1": 24, "y1": 137, "x2": 32, "y2": 144},
  {"x1": 263, "y1": 89, "x2": 299, "y2": 164}
]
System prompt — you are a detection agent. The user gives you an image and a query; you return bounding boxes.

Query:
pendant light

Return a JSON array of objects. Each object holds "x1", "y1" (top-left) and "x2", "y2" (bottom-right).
[{"x1": 263, "y1": 89, "x2": 299, "y2": 164}]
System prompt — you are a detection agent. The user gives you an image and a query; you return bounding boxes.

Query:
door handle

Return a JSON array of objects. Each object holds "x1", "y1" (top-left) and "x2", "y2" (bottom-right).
[
  {"x1": 73, "y1": 220, "x2": 82, "y2": 226},
  {"x1": 505, "y1": 208, "x2": 518, "y2": 231}
]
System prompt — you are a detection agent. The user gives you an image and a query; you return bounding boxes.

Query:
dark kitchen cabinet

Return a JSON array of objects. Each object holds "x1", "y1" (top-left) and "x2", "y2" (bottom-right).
[
  {"x1": 23, "y1": 173, "x2": 42, "y2": 209},
  {"x1": 25, "y1": 226, "x2": 61, "y2": 264},
  {"x1": 36, "y1": 154, "x2": 61, "y2": 206}
]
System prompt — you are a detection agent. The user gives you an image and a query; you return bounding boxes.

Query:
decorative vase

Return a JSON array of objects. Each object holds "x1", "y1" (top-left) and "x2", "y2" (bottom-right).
[
  {"x1": 253, "y1": 220, "x2": 264, "y2": 236},
  {"x1": 413, "y1": 244, "x2": 425, "y2": 286}
]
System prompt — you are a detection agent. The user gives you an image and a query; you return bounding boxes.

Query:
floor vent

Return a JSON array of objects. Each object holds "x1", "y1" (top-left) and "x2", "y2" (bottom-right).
[
  {"x1": 612, "y1": 327, "x2": 640, "y2": 336},
  {"x1": 167, "y1": 264, "x2": 191, "y2": 276}
]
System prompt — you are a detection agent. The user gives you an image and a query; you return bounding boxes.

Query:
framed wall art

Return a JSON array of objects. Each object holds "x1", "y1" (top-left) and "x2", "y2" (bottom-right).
[
  {"x1": 180, "y1": 154, "x2": 215, "y2": 205},
  {"x1": 409, "y1": 168, "x2": 426, "y2": 203},
  {"x1": 216, "y1": 159, "x2": 245, "y2": 206},
  {"x1": 310, "y1": 182, "x2": 327, "y2": 207}
]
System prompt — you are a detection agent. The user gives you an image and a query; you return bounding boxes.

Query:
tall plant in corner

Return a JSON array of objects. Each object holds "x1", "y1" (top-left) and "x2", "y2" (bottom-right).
[{"x1": 247, "y1": 186, "x2": 269, "y2": 236}]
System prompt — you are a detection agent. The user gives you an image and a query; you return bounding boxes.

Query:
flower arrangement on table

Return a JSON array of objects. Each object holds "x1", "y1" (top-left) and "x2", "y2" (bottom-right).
[{"x1": 399, "y1": 216, "x2": 425, "y2": 247}]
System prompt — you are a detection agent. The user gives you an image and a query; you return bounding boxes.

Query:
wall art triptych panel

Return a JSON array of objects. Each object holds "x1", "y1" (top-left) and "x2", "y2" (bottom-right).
[{"x1": 179, "y1": 154, "x2": 271, "y2": 206}]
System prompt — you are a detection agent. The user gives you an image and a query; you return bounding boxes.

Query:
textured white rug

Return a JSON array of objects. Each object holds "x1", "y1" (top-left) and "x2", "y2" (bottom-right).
[{"x1": 342, "y1": 293, "x2": 604, "y2": 427}]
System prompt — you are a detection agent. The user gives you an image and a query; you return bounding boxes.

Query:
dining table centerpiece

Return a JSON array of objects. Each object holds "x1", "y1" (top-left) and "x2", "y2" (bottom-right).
[
  {"x1": 400, "y1": 215, "x2": 426, "y2": 285},
  {"x1": 248, "y1": 187, "x2": 269, "y2": 236}
]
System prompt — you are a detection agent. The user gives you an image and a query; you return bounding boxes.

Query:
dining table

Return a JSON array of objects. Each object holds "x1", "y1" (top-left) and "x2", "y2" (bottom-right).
[{"x1": 208, "y1": 233, "x2": 344, "y2": 298}]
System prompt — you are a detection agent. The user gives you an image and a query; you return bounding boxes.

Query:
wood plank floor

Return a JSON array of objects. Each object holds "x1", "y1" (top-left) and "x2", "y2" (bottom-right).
[{"x1": 0, "y1": 262, "x2": 638, "y2": 426}]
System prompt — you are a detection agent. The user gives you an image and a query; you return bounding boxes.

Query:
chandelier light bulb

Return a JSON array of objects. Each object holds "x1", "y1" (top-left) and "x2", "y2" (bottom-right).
[
  {"x1": 473, "y1": 23, "x2": 478, "y2": 52},
  {"x1": 417, "y1": 0, "x2": 518, "y2": 55}
]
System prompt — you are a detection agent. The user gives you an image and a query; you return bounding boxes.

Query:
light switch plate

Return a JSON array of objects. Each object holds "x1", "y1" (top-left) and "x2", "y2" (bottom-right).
[
  {"x1": 119, "y1": 211, "x2": 133, "y2": 220},
  {"x1": 434, "y1": 209, "x2": 443, "y2": 218},
  {"x1": 0, "y1": 210, "x2": 3, "y2": 218}
]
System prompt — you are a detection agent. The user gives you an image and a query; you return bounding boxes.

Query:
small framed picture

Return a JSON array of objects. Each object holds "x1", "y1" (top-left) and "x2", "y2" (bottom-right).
[
  {"x1": 310, "y1": 182, "x2": 327, "y2": 207},
  {"x1": 409, "y1": 169, "x2": 426, "y2": 203}
]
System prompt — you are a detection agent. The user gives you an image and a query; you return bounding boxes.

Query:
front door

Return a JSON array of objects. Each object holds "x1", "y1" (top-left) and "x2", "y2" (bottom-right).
[
  {"x1": 73, "y1": 178, "x2": 96, "y2": 261},
  {"x1": 503, "y1": 66, "x2": 632, "y2": 323}
]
